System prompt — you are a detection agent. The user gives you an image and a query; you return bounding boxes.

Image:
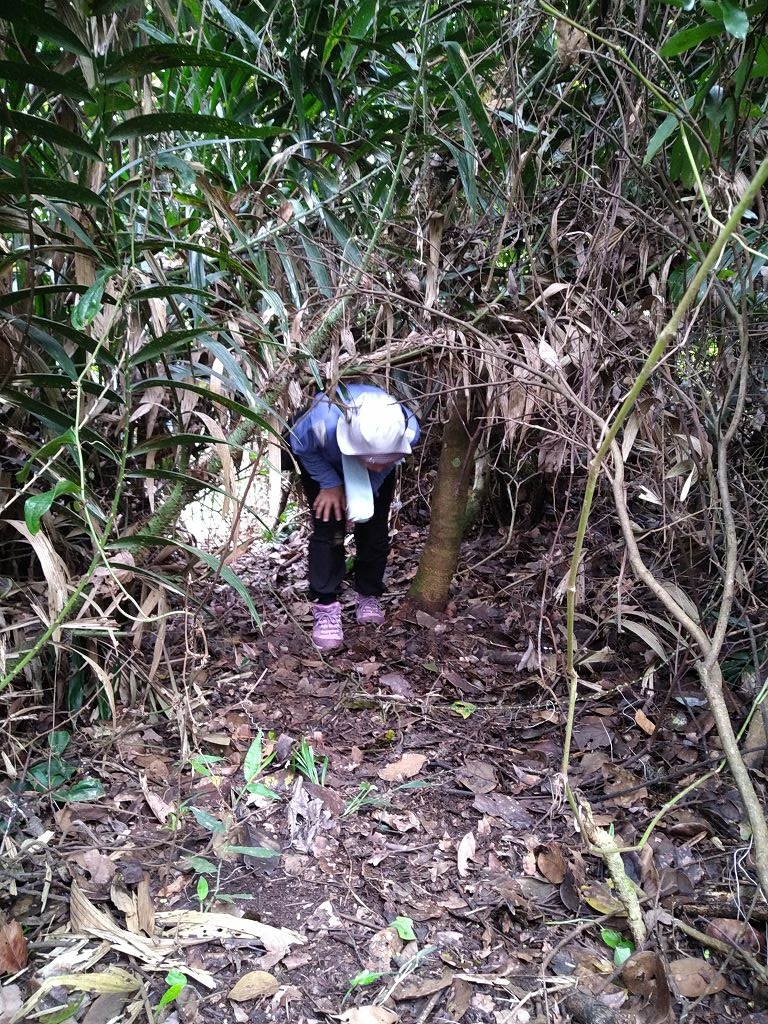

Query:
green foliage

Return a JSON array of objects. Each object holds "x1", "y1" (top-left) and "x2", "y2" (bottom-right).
[{"x1": 24, "y1": 732, "x2": 106, "y2": 803}]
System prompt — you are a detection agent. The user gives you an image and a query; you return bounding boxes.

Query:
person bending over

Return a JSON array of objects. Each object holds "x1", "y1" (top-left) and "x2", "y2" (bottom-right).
[{"x1": 287, "y1": 384, "x2": 419, "y2": 651}]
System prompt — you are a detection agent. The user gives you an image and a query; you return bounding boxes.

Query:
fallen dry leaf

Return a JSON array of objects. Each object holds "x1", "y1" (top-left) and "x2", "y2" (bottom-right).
[
  {"x1": 705, "y1": 917, "x2": 761, "y2": 953},
  {"x1": 72, "y1": 850, "x2": 116, "y2": 890},
  {"x1": 228, "y1": 970, "x2": 279, "y2": 1001},
  {"x1": 472, "y1": 792, "x2": 534, "y2": 827},
  {"x1": 635, "y1": 708, "x2": 656, "y2": 735},
  {"x1": 669, "y1": 956, "x2": 726, "y2": 998},
  {"x1": 455, "y1": 760, "x2": 497, "y2": 795},
  {"x1": 81, "y1": 992, "x2": 132, "y2": 1024},
  {"x1": 457, "y1": 831, "x2": 476, "y2": 878},
  {"x1": 10, "y1": 968, "x2": 140, "y2": 1024},
  {"x1": 0, "y1": 984, "x2": 22, "y2": 1024},
  {"x1": 377, "y1": 753, "x2": 426, "y2": 782},
  {"x1": 340, "y1": 1008, "x2": 398, "y2": 1024},
  {"x1": 621, "y1": 951, "x2": 674, "y2": 1024},
  {"x1": 0, "y1": 920, "x2": 27, "y2": 974},
  {"x1": 139, "y1": 774, "x2": 174, "y2": 824},
  {"x1": 367, "y1": 927, "x2": 403, "y2": 973},
  {"x1": 536, "y1": 843, "x2": 567, "y2": 884},
  {"x1": 379, "y1": 672, "x2": 415, "y2": 698}
]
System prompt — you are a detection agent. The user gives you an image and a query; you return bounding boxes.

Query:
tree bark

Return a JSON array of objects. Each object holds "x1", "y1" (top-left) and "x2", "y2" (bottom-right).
[{"x1": 407, "y1": 395, "x2": 478, "y2": 613}]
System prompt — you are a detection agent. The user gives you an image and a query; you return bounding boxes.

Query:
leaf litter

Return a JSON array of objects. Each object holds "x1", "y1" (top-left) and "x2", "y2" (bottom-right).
[{"x1": 0, "y1": 519, "x2": 764, "y2": 1023}]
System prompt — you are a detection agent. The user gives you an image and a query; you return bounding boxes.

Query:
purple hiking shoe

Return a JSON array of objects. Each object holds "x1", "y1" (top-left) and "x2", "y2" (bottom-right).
[
  {"x1": 356, "y1": 593, "x2": 385, "y2": 625},
  {"x1": 313, "y1": 602, "x2": 344, "y2": 650}
]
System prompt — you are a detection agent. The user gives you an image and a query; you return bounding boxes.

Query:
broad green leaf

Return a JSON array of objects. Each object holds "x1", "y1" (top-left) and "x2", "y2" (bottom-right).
[
  {"x1": 750, "y1": 38, "x2": 768, "y2": 76},
  {"x1": 245, "y1": 781, "x2": 281, "y2": 800},
  {"x1": 659, "y1": 21, "x2": 723, "y2": 56},
  {"x1": 196, "y1": 876, "x2": 209, "y2": 903},
  {"x1": 106, "y1": 44, "x2": 258, "y2": 82},
  {"x1": 450, "y1": 701, "x2": 477, "y2": 719},
  {"x1": 0, "y1": 284, "x2": 87, "y2": 311},
  {"x1": 0, "y1": 176, "x2": 107, "y2": 208},
  {"x1": 243, "y1": 733, "x2": 265, "y2": 783},
  {"x1": 224, "y1": 845, "x2": 280, "y2": 858},
  {"x1": 49, "y1": 730, "x2": 71, "y2": 755},
  {"x1": 613, "y1": 941, "x2": 634, "y2": 967},
  {"x1": 24, "y1": 479, "x2": 80, "y2": 535},
  {"x1": 188, "y1": 806, "x2": 225, "y2": 832},
  {"x1": 600, "y1": 928, "x2": 624, "y2": 949},
  {"x1": 207, "y1": 0, "x2": 266, "y2": 52},
  {"x1": 107, "y1": 113, "x2": 280, "y2": 143},
  {"x1": 718, "y1": 0, "x2": 750, "y2": 37},
  {"x1": 157, "y1": 968, "x2": 187, "y2": 1009},
  {"x1": 60, "y1": 778, "x2": 106, "y2": 802},
  {"x1": 390, "y1": 915, "x2": 417, "y2": 941},
  {"x1": 17, "y1": 429, "x2": 77, "y2": 482},
  {"x1": 643, "y1": 112, "x2": 680, "y2": 165},
  {"x1": 348, "y1": 970, "x2": 382, "y2": 988},
  {"x1": 0, "y1": 1, "x2": 90, "y2": 55},
  {"x1": 185, "y1": 856, "x2": 218, "y2": 873},
  {"x1": 0, "y1": 110, "x2": 101, "y2": 160},
  {"x1": 0, "y1": 61, "x2": 91, "y2": 100},
  {"x1": 71, "y1": 268, "x2": 114, "y2": 331}
]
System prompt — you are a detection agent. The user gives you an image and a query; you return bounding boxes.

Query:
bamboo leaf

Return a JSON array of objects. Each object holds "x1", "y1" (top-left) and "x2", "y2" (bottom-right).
[
  {"x1": 107, "y1": 113, "x2": 280, "y2": 143},
  {"x1": 130, "y1": 432, "x2": 237, "y2": 455},
  {"x1": 105, "y1": 44, "x2": 259, "y2": 82},
  {"x1": 71, "y1": 269, "x2": 114, "y2": 331},
  {"x1": 660, "y1": 21, "x2": 723, "y2": 56},
  {"x1": 0, "y1": 61, "x2": 92, "y2": 100},
  {"x1": 111, "y1": 535, "x2": 261, "y2": 625},
  {"x1": 129, "y1": 326, "x2": 220, "y2": 365},
  {"x1": 0, "y1": 110, "x2": 101, "y2": 160},
  {"x1": 444, "y1": 40, "x2": 503, "y2": 168},
  {"x1": 0, "y1": 176, "x2": 107, "y2": 208},
  {"x1": 24, "y1": 480, "x2": 80, "y2": 535},
  {"x1": 132, "y1": 378, "x2": 278, "y2": 430},
  {"x1": 0, "y1": 1, "x2": 90, "y2": 55},
  {"x1": 643, "y1": 112, "x2": 680, "y2": 165}
]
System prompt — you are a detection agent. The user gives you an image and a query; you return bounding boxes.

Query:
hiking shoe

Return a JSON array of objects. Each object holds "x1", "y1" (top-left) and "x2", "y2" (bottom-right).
[
  {"x1": 313, "y1": 602, "x2": 343, "y2": 650},
  {"x1": 356, "y1": 593, "x2": 385, "y2": 625}
]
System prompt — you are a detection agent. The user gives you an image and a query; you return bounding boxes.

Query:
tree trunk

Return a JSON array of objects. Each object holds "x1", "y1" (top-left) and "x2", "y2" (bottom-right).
[{"x1": 407, "y1": 396, "x2": 478, "y2": 612}]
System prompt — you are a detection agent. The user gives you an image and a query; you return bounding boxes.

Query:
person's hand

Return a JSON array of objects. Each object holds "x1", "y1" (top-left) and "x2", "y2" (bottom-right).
[{"x1": 313, "y1": 486, "x2": 345, "y2": 522}]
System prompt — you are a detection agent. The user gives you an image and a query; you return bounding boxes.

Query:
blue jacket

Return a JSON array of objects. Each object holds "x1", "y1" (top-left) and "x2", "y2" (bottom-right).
[{"x1": 288, "y1": 384, "x2": 419, "y2": 493}]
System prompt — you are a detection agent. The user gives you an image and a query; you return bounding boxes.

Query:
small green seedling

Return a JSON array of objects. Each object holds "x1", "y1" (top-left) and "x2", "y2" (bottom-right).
[
  {"x1": 196, "y1": 876, "x2": 209, "y2": 909},
  {"x1": 390, "y1": 915, "x2": 416, "y2": 941},
  {"x1": 292, "y1": 737, "x2": 328, "y2": 786},
  {"x1": 156, "y1": 969, "x2": 187, "y2": 1010},
  {"x1": 342, "y1": 781, "x2": 380, "y2": 816},
  {"x1": 241, "y1": 731, "x2": 280, "y2": 801},
  {"x1": 25, "y1": 731, "x2": 105, "y2": 803},
  {"x1": 600, "y1": 927, "x2": 634, "y2": 967},
  {"x1": 450, "y1": 701, "x2": 477, "y2": 719},
  {"x1": 342, "y1": 969, "x2": 382, "y2": 1006},
  {"x1": 188, "y1": 753, "x2": 225, "y2": 780}
]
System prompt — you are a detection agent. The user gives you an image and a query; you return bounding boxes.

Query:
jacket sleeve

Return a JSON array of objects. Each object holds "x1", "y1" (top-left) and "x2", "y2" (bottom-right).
[
  {"x1": 404, "y1": 405, "x2": 420, "y2": 447},
  {"x1": 288, "y1": 400, "x2": 344, "y2": 489}
]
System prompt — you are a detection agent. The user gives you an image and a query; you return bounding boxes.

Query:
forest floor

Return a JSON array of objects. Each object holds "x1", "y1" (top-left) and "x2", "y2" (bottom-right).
[{"x1": 2, "y1": 510, "x2": 768, "y2": 1024}]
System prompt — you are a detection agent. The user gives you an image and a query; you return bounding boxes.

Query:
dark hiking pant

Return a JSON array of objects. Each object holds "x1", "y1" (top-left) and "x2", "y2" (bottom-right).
[{"x1": 297, "y1": 464, "x2": 396, "y2": 605}]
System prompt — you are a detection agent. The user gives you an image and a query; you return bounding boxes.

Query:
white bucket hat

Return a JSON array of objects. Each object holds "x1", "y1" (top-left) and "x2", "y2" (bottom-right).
[{"x1": 336, "y1": 392, "x2": 412, "y2": 457}]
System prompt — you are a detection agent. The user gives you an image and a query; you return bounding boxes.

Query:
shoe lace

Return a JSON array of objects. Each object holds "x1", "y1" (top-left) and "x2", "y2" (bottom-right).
[
  {"x1": 315, "y1": 605, "x2": 341, "y2": 629},
  {"x1": 358, "y1": 595, "x2": 381, "y2": 611}
]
